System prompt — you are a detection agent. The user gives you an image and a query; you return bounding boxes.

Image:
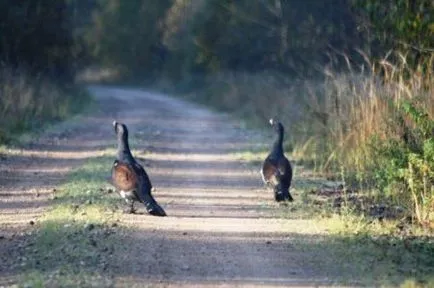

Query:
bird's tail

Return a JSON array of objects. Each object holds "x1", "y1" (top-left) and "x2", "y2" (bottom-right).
[
  {"x1": 274, "y1": 183, "x2": 294, "y2": 202},
  {"x1": 141, "y1": 192, "x2": 167, "y2": 217}
]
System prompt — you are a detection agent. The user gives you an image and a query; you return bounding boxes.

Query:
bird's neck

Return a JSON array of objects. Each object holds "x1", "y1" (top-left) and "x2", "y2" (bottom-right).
[
  {"x1": 272, "y1": 130, "x2": 284, "y2": 155},
  {"x1": 117, "y1": 136, "x2": 134, "y2": 162}
]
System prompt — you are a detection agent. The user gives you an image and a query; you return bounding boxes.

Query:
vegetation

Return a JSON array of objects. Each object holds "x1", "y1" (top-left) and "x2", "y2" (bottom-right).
[
  {"x1": 17, "y1": 154, "x2": 434, "y2": 287},
  {"x1": 5, "y1": 0, "x2": 429, "y2": 225},
  {"x1": 1, "y1": 0, "x2": 432, "y2": 286},
  {"x1": 20, "y1": 155, "x2": 119, "y2": 287},
  {"x1": 0, "y1": 67, "x2": 90, "y2": 143},
  {"x1": 0, "y1": 1, "x2": 90, "y2": 142},
  {"x1": 1, "y1": 0, "x2": 433, "y2": 276}
]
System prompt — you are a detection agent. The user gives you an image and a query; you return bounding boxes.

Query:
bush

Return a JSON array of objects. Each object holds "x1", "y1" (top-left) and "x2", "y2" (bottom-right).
[{"x1": 369, "y1": 100, "x2": 434, "y2": 225}]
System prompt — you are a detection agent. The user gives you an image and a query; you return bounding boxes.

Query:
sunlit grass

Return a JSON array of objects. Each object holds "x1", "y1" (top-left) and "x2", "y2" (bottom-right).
[
  {"x1": 236, "y1": 147, "x2": 434, "y2": 286},
  {"x1": 231, "y1": 149, "x2": 268, "y2": 162},
  {"x1": 169, "y1": 51, "x2": 434, "y2": 227},
  {"x1": 19, "y1": 156, "x2": 120, "y2": 287}
]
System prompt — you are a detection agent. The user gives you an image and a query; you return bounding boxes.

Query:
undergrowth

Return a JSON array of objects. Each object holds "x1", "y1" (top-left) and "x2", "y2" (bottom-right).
[
  {"x1": 165, "y1": 52, "x2": 434, "y2": 228},
  {"x1": 0, "y1": 66, "x2": 90, "y2": 143},
  {"x1": 16, "y1": 130, "x2": 434, "y2": 287}
]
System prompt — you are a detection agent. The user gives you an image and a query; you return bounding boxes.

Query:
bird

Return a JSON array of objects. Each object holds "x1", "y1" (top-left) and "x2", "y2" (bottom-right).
[
  {"x1": 261, "y1": 118, "x2": 294, "y2": 202},
  {"x1": 111, "y1": 120, "x2": 166, "y2": 216}
]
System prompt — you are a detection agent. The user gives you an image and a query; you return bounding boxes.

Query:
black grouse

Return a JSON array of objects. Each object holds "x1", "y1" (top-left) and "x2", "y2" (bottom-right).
[
  {"x1": 261, "y1": 118, "x2": 294, "y2": 202},
  {"x1": 111, "y1": 121, "x2": 166, "y2": 216}
]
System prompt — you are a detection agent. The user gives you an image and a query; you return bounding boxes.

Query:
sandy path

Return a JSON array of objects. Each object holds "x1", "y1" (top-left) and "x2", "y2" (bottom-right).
[
  {"x1": 92, "y1": 87, "x2": 332, "y2": 287},
  {"x1": 0, "y1": 86, "x2": 335, "y2": 287}
]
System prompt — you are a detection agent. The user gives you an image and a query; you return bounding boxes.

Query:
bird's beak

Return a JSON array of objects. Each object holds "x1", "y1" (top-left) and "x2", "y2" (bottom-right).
[
  {"x1": 113, "y1": 120, "x2": 117, "y2": 127},
  {"x1": 269, "y1": 118, "x2": 274, "y2": 125}
]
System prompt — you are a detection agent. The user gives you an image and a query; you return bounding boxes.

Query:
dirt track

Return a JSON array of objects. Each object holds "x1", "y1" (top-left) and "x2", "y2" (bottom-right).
[{"x1": 0, "y1": 86, "x2": 338, "y2": 287}]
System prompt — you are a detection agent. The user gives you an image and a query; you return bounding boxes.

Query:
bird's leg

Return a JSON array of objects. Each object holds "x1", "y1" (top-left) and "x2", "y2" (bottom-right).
[
  {"x1": 122, "y1": 200, "x2": 136, "y2": 214},
  {"x1": 274, "y1": 184, "x2": 284, "y2": 202},
  {"x1": 129, "y1": 201, "x2": 136, "y2": 214}
]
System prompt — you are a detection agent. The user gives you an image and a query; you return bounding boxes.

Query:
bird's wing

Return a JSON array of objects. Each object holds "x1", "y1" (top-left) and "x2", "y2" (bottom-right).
[
  {"x1": 261, "y1": 160, "x2": 280, "y2": 186},
  {"x1": 133, "y1": 162, "x2": 153, "y2": 190},
  {"x1": 133, "y1": 162, "x2": 166, "y2": 216},
  {"x1": 277, "y1": 156, "x2": 291, "y2": 175},
  {"x1": 276, "y1": 156, "x2": 293, "y2": 186},
  {"x1": 112, "y1": 161, "x2": 138, "y2": 191},
  {"x1": 131, "y1": 162, "x2": 154, "y2": 201}
]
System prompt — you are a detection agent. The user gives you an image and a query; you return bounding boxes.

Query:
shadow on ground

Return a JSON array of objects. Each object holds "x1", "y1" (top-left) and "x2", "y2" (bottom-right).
[{"x1": 1, "y1": 218, "x2": 432, "y2": 287}]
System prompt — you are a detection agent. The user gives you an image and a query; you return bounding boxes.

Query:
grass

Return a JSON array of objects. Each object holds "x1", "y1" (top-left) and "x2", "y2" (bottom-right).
[
  {"x1": 18, "y1": 155, "x2": 120, "y2": 287},
  {"x1": 228, "y1": 146, "x2": 434, "y2": 286},
  {"x1": 156, "y1": 50, "x2": 433, "y2": 284},
  {"x1": 261, "y1": 157, "x2": 434, "y2": 286},
  {"x1": 159, "y1": 51, "x2": 434, "y2": 227},
  {"x1": 14, "y1": 143, "x2": 434, "y2": 287},
  {"x1": 0, "y1": 66, "x2": 91, "y2": 144},
  {"x1": 11, "y1": 60, "x2": 433, "y2": 285}
]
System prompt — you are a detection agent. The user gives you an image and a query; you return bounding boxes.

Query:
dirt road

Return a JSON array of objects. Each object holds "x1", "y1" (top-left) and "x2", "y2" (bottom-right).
[{"x1": 1, "y1": 86, "x2": 339, "y2": 287}]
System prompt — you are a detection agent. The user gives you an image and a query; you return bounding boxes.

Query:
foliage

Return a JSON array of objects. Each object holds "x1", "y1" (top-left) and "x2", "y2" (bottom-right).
[
  {"x1": 1, "y1": 0, "x2": 432, "y2": 226},
  {"x1": 177, "y1": 51, "x2": 434, "y2": 227},
  {"x1": 84, "y1": 0, "x2": 172, "y2": 80},
  {"x1": 192, "y1": 0, "x2": 362, "y2": 75},
  {"x1": 76, "y1": 0, "x2": 432, "y2": 81},
  {"x1": 80, "y1": 0, "x2": 365, "y2": 80},
  {"x1": 0, "y1": 0, "x2": 76, "y2": 81},
  {"x1": 353, "y1": 0, "x2": 434, "y2": 48},
  {"x1": 353, "y1": 0, "x2": 434, "y2": 68},
  {"x1": 369, "y1": 100, "x2": 434, "y2": 225},
  {"x1": 0, "y1": 1, "x2": 90, "y2": 143}
]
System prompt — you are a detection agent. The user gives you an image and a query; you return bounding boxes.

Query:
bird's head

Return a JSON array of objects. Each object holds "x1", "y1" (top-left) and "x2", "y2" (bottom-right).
[
  {"x1": 113, "y1": 120, "x2": 129, "y2": 139},
  {"x1": 269, "y1": 118, "x2": 284, "y2": 134}
]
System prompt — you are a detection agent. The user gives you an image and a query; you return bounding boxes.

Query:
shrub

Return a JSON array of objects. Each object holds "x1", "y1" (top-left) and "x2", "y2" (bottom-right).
[{"x1": 369, "y1": 100, "x2": 434, "y2": 225}]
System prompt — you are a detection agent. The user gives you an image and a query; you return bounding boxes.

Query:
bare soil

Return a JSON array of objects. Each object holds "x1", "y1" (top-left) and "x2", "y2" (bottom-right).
[{"x1": 1, "y1": 86, "x2": 347, "y2": 287}]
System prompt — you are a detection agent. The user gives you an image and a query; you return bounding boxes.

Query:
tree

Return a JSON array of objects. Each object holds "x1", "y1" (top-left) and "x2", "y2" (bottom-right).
[
  {"x1": 86, "y1": 0, "x2": 173, "y2": 80},
  {"x1": 0, "y1": 1, "x2": 75, "y2": 81}
]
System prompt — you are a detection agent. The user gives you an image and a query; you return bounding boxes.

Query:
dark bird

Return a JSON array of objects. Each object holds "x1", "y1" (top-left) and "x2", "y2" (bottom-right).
[
  {"x1": 261, "y1": 118, "x2": 294, "y2": 202},
  {"x1": 111, "y1": 121, "x2": 166, "y2": 216}
]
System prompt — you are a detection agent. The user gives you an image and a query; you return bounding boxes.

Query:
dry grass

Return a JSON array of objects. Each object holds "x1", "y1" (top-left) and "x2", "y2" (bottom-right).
[
  {"x1": 173, "y1": 52, "x2": 434, "y2": 227},
  {"x1": 309, "y1": 53, "x2": 434, "y2": 226},
  {"x1": 316, "y1": 52, "x2": 433, "y2": 169},
  {"x1": 0, "y1": 66, "x2": 90, "y2": 142}
]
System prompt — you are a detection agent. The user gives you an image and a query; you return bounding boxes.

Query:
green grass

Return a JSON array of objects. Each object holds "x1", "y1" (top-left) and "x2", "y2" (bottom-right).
[
  {"x1": 280, "y1": 190, "x2": 434, "y2": 287},
  {"x1": 237, "y1": 147, "x2": 434, "y2": 286},
  {"x1": 309, "y1": 232, "x2": 434, "y2": 287},
  {"x1": 18, "y1": 156, "x2": 120, "y2": 287},
  {"x1": 16, "y1": 150, "x2": 434, "y2": 287},
  {"x1": 228, "y1": 144, "x2": 434, "y2": 285}
]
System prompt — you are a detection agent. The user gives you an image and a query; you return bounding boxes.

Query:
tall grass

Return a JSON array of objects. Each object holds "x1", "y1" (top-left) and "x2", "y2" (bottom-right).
[
  {"x1": 311, "y1": 53, "x2": 434, "y2": 226},
  {"x1": 316, "y1": 53, "x2": 433, "y2": 170},
  {"x1": 176, "y1": 52, "x2": 433, "y2": 227},
  {"x1": 0, "y1": 66, "x2": 90, "y2": 143}
]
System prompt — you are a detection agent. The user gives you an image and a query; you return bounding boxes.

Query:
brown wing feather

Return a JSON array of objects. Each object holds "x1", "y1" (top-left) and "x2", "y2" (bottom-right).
[
  {"x1": 262, "y1": 161, "x2": 279, "y2": 186},
  {"x1": 112, "y1": 162, "x2": 138, "y2": 191}
]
